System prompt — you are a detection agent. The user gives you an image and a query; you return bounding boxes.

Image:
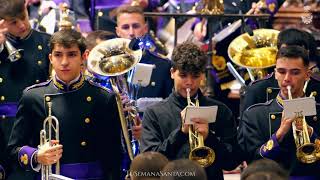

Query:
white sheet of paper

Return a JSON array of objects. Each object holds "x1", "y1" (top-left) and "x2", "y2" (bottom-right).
[
  {"x1": 129, "y1": 63, "x2": 154, "y2": 87},
  {"x1": 184, "y1": 106, "x2": 218, "y2": 124},
  {"x1": 283, "y1": 97, "x2": 316, "y2": 118}
]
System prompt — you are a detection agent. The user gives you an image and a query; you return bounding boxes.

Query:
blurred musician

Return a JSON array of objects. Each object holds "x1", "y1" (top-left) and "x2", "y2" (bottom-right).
[
  {"x1": 7, "y1": 29, "x2": 121, "y2": 180},
  {"x1": 0, "y1": 0, "x2": 51, "y2": 178}
]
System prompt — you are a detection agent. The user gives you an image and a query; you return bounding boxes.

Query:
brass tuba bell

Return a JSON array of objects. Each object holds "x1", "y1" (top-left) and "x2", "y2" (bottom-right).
[
  {"x1": 228, "y1": 29, "x2": 279, "y2": 79},
  {"x1": 87, "y1": 38, "x2": 142, "y2": 161}
]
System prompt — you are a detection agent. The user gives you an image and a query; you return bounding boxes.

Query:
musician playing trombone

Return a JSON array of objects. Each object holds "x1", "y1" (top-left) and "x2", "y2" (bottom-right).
[
  {"x1": 7, "y1": 29, "x2": 122, "y2": 180},
  {"x1": 238, "y1": 45, "x2": 320, "y2": 178},
  {"x1": 140, "y1": 42, "x2": 243, "y2": 180}
]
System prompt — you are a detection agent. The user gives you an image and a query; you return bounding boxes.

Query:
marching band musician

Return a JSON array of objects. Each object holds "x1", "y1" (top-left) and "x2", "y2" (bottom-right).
[
  {"x1": 140, "y1": 42, "x2": 243, "y2": 180},
  {"x1": 7, "y1": 29, "x2": 121, "y2": 180},
  {"x1": 0, "y1": 0, "x2": 51, "y2": 178},
  {"x1": 238, "y1": 45, "x2": 320, "y2": 178},
  {"x1": 240, "y1": 28, "x2": 320, "y2": 116},
  {"x1": 115, "y1": 5, "x2": 173, "y2": 100}
]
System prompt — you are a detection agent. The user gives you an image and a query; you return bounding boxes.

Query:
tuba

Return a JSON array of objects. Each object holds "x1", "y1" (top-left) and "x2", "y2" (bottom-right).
[
  {"x1": 287, "y1": 86, "x2": 319, "y2": 163},
  {"x1": 5, "y1": 40, "x2": 23, "y2": 62},
  {"x1": 87, "y1": 38, "x2": 142, "y2": 161},
  {"x1": 39, "y1": 101, "x2": 60, "y2": 180},
  {"x1": 186, "y1": 88, "x2": 215, "y2": 167},
  {"x1": 228, "y1": 29, "x2": 279, "y2": 80}
]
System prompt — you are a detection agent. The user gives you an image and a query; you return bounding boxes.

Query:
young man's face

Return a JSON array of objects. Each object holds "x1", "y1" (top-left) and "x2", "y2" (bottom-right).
[
  {"x1": 4, "y1": 9, "x2": 31, "y2": 39},
  {"x1": 49, "y1": 43, "x2": 85, "y2": 84},
  {"x1": 275, "y1": 57, "x2": 310, "y2": 99},
  {"x1": 116, "y1": 13, "x2": 148, "y2": 39},
  {"x1": 171, "y1": 68, "x2": 204, "y2": 98}
]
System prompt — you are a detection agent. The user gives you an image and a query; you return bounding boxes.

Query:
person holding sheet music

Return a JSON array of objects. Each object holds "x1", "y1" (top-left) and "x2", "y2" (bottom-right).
[
  {"x1": 238, "y1": 45, "x2": 320, "y2": 178},
  {"x1": 140, "y1": 42, "x2": 243, "y2": 180}
]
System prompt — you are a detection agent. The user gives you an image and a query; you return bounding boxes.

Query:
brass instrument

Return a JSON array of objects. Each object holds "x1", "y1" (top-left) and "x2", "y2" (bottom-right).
[
  {"x1": 186, "y1": 88, "x2": 215, "y2": 167},
  {"x1": 39, "y1": 102, "x2": 60, "y2": 180},
  {"x1": 228, "y1": 29, "x2": 279, "y2": 79},
  {"x1": 58, "y1": 3, "x2": 73, "y2": 30},
  {"x1": 287, "y1": 86, "x2": 319, "y2": 163},
  {"x1": 87, "y1": 38, "x2": 142, "y2": 160},
  {"x1": 5, "y1": 40, "x2": 23, "y2": 62},
  {"x1": 200, "y1": 0, "x2": 224, "y2": 15}
]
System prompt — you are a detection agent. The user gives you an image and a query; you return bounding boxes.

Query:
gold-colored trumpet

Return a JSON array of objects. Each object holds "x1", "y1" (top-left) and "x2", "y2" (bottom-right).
[
  {"x1": 58, "y1": 3, "x2": 73, "y2": 30},
  {"x1": 287, "y1": 86, "x2": 319, "y2": 163},
  {"x1": 186, "y1": 88, "x2": 215, "y2": 167},
  {"x1": 39, "y1": 101, "x2": 60, "y2": 180}
]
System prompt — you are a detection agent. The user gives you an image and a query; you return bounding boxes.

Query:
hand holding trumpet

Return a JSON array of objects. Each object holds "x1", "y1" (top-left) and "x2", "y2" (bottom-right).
[{"x1": 37, "y1": 140, "x2": 63, "y2": 166}]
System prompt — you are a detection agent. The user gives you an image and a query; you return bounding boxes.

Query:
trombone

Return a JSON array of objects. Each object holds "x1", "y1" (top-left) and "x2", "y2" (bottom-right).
[
  {"x1": 186, "y1": 88, "x2": 215, "y2": 167},
  {"x1": 39, "y1": 101, "x2": 60, "y2": 180},
  {"x1": 287, "y1": 86, "x2": 319, "y2": 163}
]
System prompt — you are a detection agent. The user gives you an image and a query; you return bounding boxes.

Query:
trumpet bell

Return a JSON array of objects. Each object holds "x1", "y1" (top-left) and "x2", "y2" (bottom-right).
[
  {"x1": 189, "y1": 146, "x2": 216, "y2": 168},
  {"x1": 297, "y1": 143, "x2": 318, "y2": 164},
  {"x1": 228, "y1": 29, "x2": 279, "y2": 69},
  {"x1": 87, "y1": 38, "x2": 142, "y2": 78}
]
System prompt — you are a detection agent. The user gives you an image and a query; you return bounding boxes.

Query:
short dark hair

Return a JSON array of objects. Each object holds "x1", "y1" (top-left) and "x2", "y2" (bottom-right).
[
  {"x1": 50, "y1": 30, "x2": 87, "y2": 55},
  {"x1": 241, "y1": 159, "x2": 288, "y2": 180},
  {"x1": 116, "y1": 5, "x2": 145, "y2": 22},
  {"x1": 276, "y1": 45, "x2": 310, "y2": 67},
  {"x1": 161, "y1": 159, "x2": 207, "y2": 180},
  {"x1": 171, "y1": 42, "x2": 207, "y2": 74},
  {"x1": 0, "y1": 0, "x2": 25, "y2": 19},
  {"x1": 277, "y1": 28, "x2": 318, "y2": 63},
  {"x1": 130, "y1": 151, "x2": 169, "y2": 180},
  {"x1": 86, "y1": 30, "x2": 116, "y2": 50}
]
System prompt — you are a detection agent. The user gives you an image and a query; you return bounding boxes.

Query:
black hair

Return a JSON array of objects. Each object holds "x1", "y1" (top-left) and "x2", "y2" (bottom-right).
[
  {"x1": 171, "y1": 42, "x2": 207, "y2": 74},
  {"x1": 276, "y1": 45, "x2": 310, "y2": 67}
]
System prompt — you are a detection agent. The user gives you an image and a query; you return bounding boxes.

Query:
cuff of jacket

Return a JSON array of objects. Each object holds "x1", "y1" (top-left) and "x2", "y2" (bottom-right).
[
  {"x1": 266, "y1": 0, "x2": 279, "y2": 15},
  {"x1": 0, "y1": 164, "x2": 5, "y2": 180},
  {"x1": 18, "y1": 146, "x2": 38, "y2": 171},
  {"x1": 259, "y1": 133, "x2": 280, "y2": 158}
]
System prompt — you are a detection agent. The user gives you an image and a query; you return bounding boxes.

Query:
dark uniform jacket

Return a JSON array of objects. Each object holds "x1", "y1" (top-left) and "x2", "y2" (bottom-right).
[
  {"x1": 241, "y1": 73, "x2": 320, "y2": 116},
  {"x1": 134, "y1": 50, "x2": 173, "y2": 99},
  {"x1": 238, "y1": 95, "x2": 320, "y2": 177},
  {"x1": 140, "y1": 90, "x2": 243, "y2": 180},
  {"x1": 0, "y1": 29, "x2": 51, "y2": 179},
  {"x1": 7, "y1": 75, "x2": 121, "y2": 180}
]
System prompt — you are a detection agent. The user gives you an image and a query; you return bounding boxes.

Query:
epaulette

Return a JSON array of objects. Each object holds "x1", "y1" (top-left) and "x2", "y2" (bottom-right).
[
  {"x1": 87, "y1": 79, "x2": 112, "y2": 93},
  {"x1": 24, "y1": 80, "x2": 51, "y2": 92},
  {"x1": 246, "y1": 99, "x2": 273, "y2": 111},
  {"x1": 148, "y1": 50, "x2": 169, "y2": 61},
  {"x1": 249, "y1": 72, "x2": 274, "y2": 86}
]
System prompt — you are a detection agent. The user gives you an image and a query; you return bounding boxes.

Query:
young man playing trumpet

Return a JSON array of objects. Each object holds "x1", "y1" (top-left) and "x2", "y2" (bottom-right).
[
  {"x1": 7, "y1": 29, "x2": 121, "y2": 180},
  {"x1": 140, "y1": 42, "x2": 243, "y2": 180},
  {"x1": 238, "y1": 45, "x2": 320, "y2": 178}
]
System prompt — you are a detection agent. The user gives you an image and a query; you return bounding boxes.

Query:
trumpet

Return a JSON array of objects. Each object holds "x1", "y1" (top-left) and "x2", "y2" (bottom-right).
[
  {"x1": 5, "y1": 40, "x2": 23, "y2": 62},
  {"x1": 287, "y1": 86, "x2": 319, "y2": 163},
  {"x1": 39, "y1": 101, "x2": 60, "y2": 180},
  {"x1": 186, "y1": 88, "x2": 215, "y2": 167}
]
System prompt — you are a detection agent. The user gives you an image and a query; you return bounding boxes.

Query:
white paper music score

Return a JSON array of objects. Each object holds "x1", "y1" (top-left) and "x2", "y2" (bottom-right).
[
  {"x1": 128, "y1": 63, "x2": 154, "y2": 87},
  {"x1": 184, "y1": 106, "x2": 218, "y2": 125},
  {"x1": 283, "y1": 97, "x2": 316, "y2": 119}
]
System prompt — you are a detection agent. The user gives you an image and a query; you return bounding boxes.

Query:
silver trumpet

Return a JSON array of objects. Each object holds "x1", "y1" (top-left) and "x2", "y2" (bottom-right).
[
  {"x1": 39, "y1": 101, "x2": 60, "y2": 180},
  {"x1": 4, "y1": 40, "x2": 23, "y2": 62}
]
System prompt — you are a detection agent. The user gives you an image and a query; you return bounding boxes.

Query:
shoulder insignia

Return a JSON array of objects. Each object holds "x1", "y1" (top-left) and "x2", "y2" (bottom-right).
[
  {"x1": 24, "y1": 80, "x2": 52, "y2": 91},
  {"x1": 249, "y1": 72, "x2": 274, "y2": 86},
  {"x1": 87, "y1": 79, "x2": 112, "y2": 93},
  {"x1": 148, "y1": 50, "x2": 169, "y2": 60},
  {"x1": 246, "y1": 99, "x2": 274, "y2": 111}
]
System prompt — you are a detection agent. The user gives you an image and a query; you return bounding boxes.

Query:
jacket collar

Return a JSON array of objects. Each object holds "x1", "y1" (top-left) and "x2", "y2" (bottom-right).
[
  {"x1": 53, "y1": 73, "x2": 85, "y2": 92},
  {"x1": 170, "y1": 89, "x2": 202, "y2": 109}
]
